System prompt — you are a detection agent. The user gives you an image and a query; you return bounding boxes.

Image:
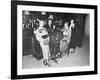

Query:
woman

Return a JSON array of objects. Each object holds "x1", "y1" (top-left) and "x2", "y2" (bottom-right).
[
  {"x1": 46, "y1": 19, "x2": 54, "y2": 34},
  {"x1": 34, "y1": 20, "x2": 51, "y2": 67},
  {"x1": 68, "y1": 19, "x2": 76, "y2": 53},
  {"x1": 60, "y1": 22, "x2": 71, "y2": 56}
]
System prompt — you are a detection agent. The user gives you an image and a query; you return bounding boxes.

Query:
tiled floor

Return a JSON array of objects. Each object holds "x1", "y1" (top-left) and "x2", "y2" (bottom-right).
[{"x1": 22, "y1": 37, "x2": 89, "y2": 69}]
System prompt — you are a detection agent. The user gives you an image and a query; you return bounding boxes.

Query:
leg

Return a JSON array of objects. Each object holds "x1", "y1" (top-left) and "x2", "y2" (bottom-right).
[{"x1": 41, "y1": 45, "x2": 51, "y2": 67}]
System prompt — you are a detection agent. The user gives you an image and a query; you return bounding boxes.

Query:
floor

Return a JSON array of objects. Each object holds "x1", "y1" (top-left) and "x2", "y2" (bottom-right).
[{"x1": 22, "y1": 37, "x2": 89, "y2": 69}]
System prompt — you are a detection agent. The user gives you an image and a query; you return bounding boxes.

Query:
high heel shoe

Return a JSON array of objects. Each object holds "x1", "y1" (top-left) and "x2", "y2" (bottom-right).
[
  {"x1": 51, "y1": 58, "x2": 59, "y2": 64},
  {"x1": 43, "y1": 59, "x2": 50, "y2": 67}
]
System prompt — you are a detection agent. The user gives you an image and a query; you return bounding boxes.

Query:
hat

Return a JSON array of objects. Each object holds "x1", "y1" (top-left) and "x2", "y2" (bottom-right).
[{"x1": 48, "y1": 15, "x2": 53, "y2": 20}]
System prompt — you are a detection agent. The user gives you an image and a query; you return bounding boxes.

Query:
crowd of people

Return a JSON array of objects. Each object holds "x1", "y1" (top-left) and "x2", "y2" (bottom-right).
[{"x1": 23, "y1": 15, "x2": 82, "y2": 67}]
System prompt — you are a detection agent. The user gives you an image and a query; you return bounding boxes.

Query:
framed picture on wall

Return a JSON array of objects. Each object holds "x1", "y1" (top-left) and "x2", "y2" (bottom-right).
[{"x1": 11, "y1": 0, "x2": 97, "y2": 79}]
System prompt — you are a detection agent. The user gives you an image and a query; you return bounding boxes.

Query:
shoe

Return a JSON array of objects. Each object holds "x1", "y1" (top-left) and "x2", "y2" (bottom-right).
[
  {"x1": 69, "y1": 48, "x2": 75, "y2": 53},
  {"x1": 52, "y1": 58, "x2": 59, "y2": 64},
  {"x1": 43, "y1": 59, "x2": 50, "y2": 67}
]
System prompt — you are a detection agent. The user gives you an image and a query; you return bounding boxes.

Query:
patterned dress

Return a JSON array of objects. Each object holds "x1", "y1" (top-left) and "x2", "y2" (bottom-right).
[{"x1": 60, "y1": 27, "x2": 71, "y2": 53}]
